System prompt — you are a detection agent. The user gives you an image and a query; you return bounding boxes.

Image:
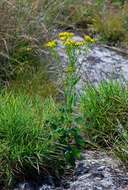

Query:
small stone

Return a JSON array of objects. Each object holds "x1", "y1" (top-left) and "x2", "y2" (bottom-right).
[
  {"x1": 75, "y1": 163, "x2": 90, "y2": 176},
  {"x1": 101, "y1": 179, "x2": 113, "y2": 188},
  {"x1": 93, "y1": 186, "x2": 103, "y2": 190},
  {"x1": 91, "y1": 171, "x2": 104, "y2": 179},
  {"x1": 39, "y1": 185, "x2": 54, "y2": 190},
  {"x1": 97, "y1": 166, "x2": 106, "y2": 171}
]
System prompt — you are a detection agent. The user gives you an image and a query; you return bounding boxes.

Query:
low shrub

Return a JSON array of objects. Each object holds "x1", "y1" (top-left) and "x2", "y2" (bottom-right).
[
  {"x1": 91, "y1": 1, "x2": 128, "y2": 44},
  {"x1": 92, "y1": 11, "x2": 126, "y2": 43},
  {"x1": 72, "y1": 1, "x2": 128, "y2": 45}
]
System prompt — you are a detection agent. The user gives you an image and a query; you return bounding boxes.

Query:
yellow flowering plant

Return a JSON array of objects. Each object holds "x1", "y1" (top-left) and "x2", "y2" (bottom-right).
[
  {"x1": 84, "y1": 35, "x2": 96, "y2": 43},
  {"x1": 45, "y1": 40, "x2": 57, "y2": 48},
  {"x1": 45, "y1": 32, "x2": 95, "y2": 164},
  {"x1": 59, "y1": 32, "x2": 74, "y2": 41}
]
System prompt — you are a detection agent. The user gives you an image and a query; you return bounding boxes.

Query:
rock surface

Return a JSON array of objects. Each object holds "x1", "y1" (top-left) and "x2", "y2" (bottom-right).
[
  {"x1": 66, "y1": 151, "x2": 128, "y2": 190},
  {"x1": 56, "y1": 36, "x2": 128, "y2": 90},
  {"x1": 14, "y1": 151, "x2": 128, "y2": 190}
]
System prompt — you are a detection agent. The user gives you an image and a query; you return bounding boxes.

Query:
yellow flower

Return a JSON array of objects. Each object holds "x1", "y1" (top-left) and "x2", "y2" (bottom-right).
[
  {"x1": 59, "y1": 32, "x2": 74, "y2": 41},
  {"x1": 64, "y1": 39, "x2": 85, "y2": 47},
  {"x1": 84, "y1": 35, "x2": 96, "y2": 43},
  {"x1": 75, "y1": 41, "x2": 86, "y2": 46},
  {"x1": 64, "y1": 39, "x2": 76, "y2": 46},
  {"x1": 59, "y1": 36, "x2": 69, "y2": 41},
  {"x1": 45, "y1": 40, "x2": 57, "y2": 48}
]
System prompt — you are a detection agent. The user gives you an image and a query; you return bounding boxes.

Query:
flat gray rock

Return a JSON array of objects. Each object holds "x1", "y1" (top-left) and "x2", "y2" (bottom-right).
[
  {"x1": 55, "y1": 36, "x2": 128, "y2": 91},
  {"x1": 67, "y1": 151, "x2": 128, "y2": 190}
]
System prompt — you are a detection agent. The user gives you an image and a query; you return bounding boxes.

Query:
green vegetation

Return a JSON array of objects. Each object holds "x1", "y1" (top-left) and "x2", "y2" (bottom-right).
[
  {"x1": 92, "y1": 2, "x2": 128, "y2": 44},
  {"x1": 1, "y1": 81, "x2": 128, "y2": 188},
  {"x1": 0, "y1": 93, "x2": 66, "y2": 187},
  {"x1": 80, "y1": 81, "x2": 128, "y2": 165},
  {"x1": 0, "y1": 0, "x2": 128, "y2": 189},
  {"x1": 0, "y1": 32, "x2": 94, "y2": 188}
]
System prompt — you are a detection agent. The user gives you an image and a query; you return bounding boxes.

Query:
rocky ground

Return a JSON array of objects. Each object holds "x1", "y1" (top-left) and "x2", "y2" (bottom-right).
[
  {"x1": 66, "y1": 151, "x2": 128, "y2": 190},
  {"x1": 15, "y1": 151, "x2": 128, "y2": 190}
]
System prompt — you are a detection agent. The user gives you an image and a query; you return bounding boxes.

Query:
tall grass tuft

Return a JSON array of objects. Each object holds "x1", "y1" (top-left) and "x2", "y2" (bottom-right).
[
  {"x1": 0, "y1": 92, "x2": 66, "y2": 188},
  {"x1": 80, "y1": 81, "x2": 128, "y2": 164}
]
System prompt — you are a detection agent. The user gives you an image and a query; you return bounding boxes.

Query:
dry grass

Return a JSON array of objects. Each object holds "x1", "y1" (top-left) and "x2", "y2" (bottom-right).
[
  {"x1": 0, "y1": 0, "x2": 87, "y2": 86},
  {"x1": 91, "y1": 1, "x2": 128, "y2": 45},
  {"x1": 0, "y1": 0, "x2": 128, "y2": 88},
  {"x1": 0, "y1": 0, "x2": 72, "y2": 86}
]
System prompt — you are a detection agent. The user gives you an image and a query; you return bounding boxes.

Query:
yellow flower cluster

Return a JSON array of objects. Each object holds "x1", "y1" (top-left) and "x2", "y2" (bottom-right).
[
  {"x1": 45, "y1": 32, "x2": 96, "y2": 49},
  {"x1": 84, "y1": 35, "x2": 96, "y2": 43},
  {"x1": 45, "y1": 40, "x2": 57, "y2": 48},
  {"x1": 64, "y1": 39, "x2": 85, "y2": 47},
  {"x1": 59, "y1": 32, "x2": 74, "y2": 41},
  {"x1": 58, "y1": 32, "x2": 95, "y2": 47}
]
